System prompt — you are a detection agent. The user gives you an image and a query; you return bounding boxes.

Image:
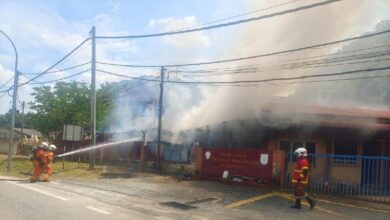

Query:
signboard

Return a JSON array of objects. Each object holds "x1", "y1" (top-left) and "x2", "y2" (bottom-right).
[
  {"x1": 62, "y1": 124, "x2": 83, "y2": 141},
  {"x1": 202, "y1": 148, "x2": 273, "y2": 180}
]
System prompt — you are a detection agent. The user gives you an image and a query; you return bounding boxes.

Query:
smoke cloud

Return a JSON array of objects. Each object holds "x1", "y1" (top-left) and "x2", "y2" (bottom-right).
[{"x1": 106, "y1": 0, "x2": 390, "y2": 143}]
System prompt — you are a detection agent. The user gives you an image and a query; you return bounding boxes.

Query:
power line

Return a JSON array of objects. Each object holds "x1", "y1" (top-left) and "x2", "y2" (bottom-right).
[
  {"x1": 96, "y1": 66, "x2": 390, "y2": 86},
  {"x1": 0, "y1": 85, "x2": 13, "y2": 94},
  {"x1": 174, "y1": 44, "x2": 390, "y2": 74},
  {"x1": 96, "y1": 69, "x2": 160, "y2": 82},
  {"x1": 172, "y1": 50, "x2": 390, "y2": 77},
  {"x1": 170, "y1": 66, "x2": 390, "y2": 85},
  {"x1": 51, "y1": 41, "x2": 92, "y2": 68},
  {"x1": 96, "y1": 29, "x2": 390, "y2": 68},
  {"x1": 173, "y1": 73, "x2": 390, "y2": 87},
  {"x1": 21, "y1": 62, "x2": 91, "y2": 75},
  {"x1": 99, "y1": 73, "x2": 160, "y2": 100},
  {"x1": 0, "y1": 76, "x2": 14, "y2": 90},
  {"x1": 0, "y1": 91, "x2": 7, "y2": 98},
  {"x1": 109, "y1": 81, "x2": 159, "y2": 100},
  {"x1": 96, "y1": 0, "x2": 340, "y2": 39},
  {"x1": 94, "y1": 0, "x2": 303, "y2": 45},
  {"x1": 28, "y1": 69, "x2": 91, "y2": 85},
  {"x1": 275, "y1": 73, "x2": 390, "y2": 85},
  {"x1": 176, "y1": 0, "x2": 305, "y2": 31},
  {"x1": 18, "y1": 38, "x2": 91, "y2": 87}
]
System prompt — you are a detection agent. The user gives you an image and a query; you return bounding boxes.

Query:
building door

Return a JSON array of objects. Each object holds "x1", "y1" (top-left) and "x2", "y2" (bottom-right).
[{"x1": 361, "y1": 141, "x2": 381, "y2": 186}]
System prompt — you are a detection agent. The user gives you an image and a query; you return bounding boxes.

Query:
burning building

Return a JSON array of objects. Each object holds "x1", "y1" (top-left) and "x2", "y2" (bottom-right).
[{"x1": 177, "y1": 101, "x2": 390, "y2": 197}]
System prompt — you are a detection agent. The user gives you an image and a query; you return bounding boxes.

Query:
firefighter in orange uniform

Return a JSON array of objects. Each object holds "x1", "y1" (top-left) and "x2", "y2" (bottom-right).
[
  {"x1": 42, "y1": 144, "x2": 56, "y2": 182},
  {"x1": 291, "y1": 147, "x2": 316, "y2": 209},
  {"x1": 30, "y1": 142, "x2": 48, "y2": 182}
]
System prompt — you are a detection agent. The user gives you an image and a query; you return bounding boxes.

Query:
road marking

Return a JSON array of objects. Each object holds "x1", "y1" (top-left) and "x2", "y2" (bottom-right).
[
  {"x1": 86, "y1": 206, "x2": 111, "y2": 214},
  {"x1": 6, "y1": 181, "x2": 69, "y2": 201},
  {"x1": 316, "y1": 198, "x2": 390, "y2": 214},
  {"x1": 225, "y1": 192, "x2": 276, "y2": 208},
  {"x1": 274, "y1": 192, "x2": 343, "y2": 217},
  {"x1": 226, "y1": 191, "x2": 344, "y2": 217},
  {"x1": 275, "y1": 192, "x2": 390, "y2": 214}
]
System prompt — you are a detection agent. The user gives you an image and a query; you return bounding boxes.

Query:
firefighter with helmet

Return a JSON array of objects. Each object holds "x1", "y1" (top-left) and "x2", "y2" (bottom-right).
[
  {"x1": 30, "y1": 142, "x2": 48, "y2": 182},
  {"x1": 291, "y1": 147, "x2": 316, "y2": 209},
  {"x1": 42, "y1": 144, "x2": 56, "y2": 182}
]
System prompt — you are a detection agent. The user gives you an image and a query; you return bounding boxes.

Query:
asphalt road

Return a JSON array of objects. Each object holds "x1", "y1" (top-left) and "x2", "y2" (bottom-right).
[
  {"x1": 1, "y1": 175, "x2": 390, "y2": 220},
  {"x1": 0, "y1": 179, "x2": 150, "y2": 220}
]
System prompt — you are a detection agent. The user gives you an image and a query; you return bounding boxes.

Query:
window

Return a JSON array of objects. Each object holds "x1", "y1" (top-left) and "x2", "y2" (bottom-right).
[
  {"x1": 333, "y1": 140, "x2": 358, "y2": 165},
  {"x1": 305, "y1": 142, "x2": 316, "y2": 164},
  {"x1": 280, "y1": 141, "x2": 292, "y2": 161}
]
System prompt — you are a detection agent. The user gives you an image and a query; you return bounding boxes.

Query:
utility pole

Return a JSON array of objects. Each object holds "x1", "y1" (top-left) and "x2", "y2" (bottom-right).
[
  {"x1": 1, "y1": 30, "x2": 19, "y2": 173},
  {"x1": 21, "y1": 101, "x2": 25, "y2": 140},
  {"x1": 89, "y1": 26, "x2": 96, "y2": 169},
  {"x1": 156, "y1": 67, "x2": 165, "y2": 170}
]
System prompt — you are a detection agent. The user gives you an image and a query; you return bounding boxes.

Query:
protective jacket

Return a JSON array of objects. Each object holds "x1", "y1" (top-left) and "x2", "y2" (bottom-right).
[
  {"x1": 31, "y1": 148, "x2": 46, "y2": 181},
  {"x1": 292, "y1": 157, "x2": 309, "y2": 185},
  {"x1": 44, "y1": 151, "x2": 54, "y2": 175}
]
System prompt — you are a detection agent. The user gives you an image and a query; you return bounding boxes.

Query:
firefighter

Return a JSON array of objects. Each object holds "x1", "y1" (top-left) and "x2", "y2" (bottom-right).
[
  {"x1": 41, "y1": 144, "x2": 56, "y2": 182},
  {"x1": 30, "y1": 142, "x2": 48, "y2": 182},
  {"x1": 291, "y1": 147, "x2": 316, "y2": 209}
]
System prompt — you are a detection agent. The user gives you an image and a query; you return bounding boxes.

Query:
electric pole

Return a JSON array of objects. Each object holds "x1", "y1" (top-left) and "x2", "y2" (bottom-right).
[
  {"x1": 89, "y1": 26, "x2": 96, "y2": 169},
  {"x1": 1, "y1": 30, "x2": 19, "y2": 173},
  {"x1": 21, "y1": 101, "x2": 25, "y2": 140},
  {"x1": 156, "y1": 66, "x2": 165, "y2": 170}
]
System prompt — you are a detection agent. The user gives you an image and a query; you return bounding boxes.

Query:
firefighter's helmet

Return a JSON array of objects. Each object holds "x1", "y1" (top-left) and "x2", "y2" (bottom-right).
[
  {"x1": 48, "y1": 144, "x2": 57, "y2": 151},
  {"x1": 294, "y1": 147, "x2": 307, "y2": 157},
  {"x1": 40, "y1": 142, "x2": 49, "y2": 149}
]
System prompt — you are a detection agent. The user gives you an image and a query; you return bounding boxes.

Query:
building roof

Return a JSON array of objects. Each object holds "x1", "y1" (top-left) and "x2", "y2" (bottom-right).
[
  {"x1": 13, "y1": 128, "x2": 43, "y2": 137},
  {"x1": 262, "y1": 102, "x2": 390, "y2": 120},
  {"x1": 260, "y1": 102, "x2": 390, "y2": 131}
]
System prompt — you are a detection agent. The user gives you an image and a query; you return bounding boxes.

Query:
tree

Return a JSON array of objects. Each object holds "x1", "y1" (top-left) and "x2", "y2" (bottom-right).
[
  {"x1": 0, "y1": 110, "x2": 26, "y2": 128},
  {"x1": 29, "y1": 81, "x2": 114, "y2": 138},
  {"x1": 29, "y1": 82, "x2": 86, "y2": 136}
]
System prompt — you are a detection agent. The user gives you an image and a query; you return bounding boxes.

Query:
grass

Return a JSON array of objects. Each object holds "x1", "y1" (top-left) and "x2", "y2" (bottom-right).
[{"x1": 0, "y1": 154, "x2": 104, "y2": 180}]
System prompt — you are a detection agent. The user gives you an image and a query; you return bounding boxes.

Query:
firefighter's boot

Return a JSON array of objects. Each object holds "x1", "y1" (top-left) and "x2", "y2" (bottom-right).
[
  {"x1": 305, "y1": 196, "x2": 316, "y2": 209},
  {"x1": 291, "y1": 199, "x2": 301, "y2": 209}
]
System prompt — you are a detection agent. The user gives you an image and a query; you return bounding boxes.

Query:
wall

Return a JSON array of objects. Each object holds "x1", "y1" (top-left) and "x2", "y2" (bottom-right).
[
  {"x1": 0, "y1": 128, "x2": 18, "y2": 154},
  {"x1": 0, "y1": 139, "x2": 18, "y2": 154},
  {"x1": 267, "y1": 129, "x2": 364, "y2": 186}
]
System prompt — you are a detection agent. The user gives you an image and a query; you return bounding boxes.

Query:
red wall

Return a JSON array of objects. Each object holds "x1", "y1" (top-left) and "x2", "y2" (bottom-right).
[{"x1": 201, "y1": 148, "x2": 273, "y2": 181}]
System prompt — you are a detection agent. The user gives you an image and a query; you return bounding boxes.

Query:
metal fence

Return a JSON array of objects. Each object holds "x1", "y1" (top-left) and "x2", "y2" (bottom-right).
[{"x1": 285, "y1": 154, "x2": 390, "y2": 203}]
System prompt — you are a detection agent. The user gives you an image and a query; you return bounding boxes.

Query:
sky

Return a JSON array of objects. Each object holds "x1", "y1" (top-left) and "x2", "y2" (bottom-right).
[
  {"x1": 0, "y1": 0, "x2": 246, "y2": 113},
  {"x1": 1, "y1": 0, "x2": 390, "y2": 130}
]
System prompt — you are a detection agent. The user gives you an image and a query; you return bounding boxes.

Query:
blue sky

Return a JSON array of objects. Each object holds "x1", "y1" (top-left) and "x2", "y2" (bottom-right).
[
  {"x1": 0, "y1": 0, "x2": 246, "y2": 113},
  {"x1": 1, "y1": 0, "x2": 390, "y2": 128}
]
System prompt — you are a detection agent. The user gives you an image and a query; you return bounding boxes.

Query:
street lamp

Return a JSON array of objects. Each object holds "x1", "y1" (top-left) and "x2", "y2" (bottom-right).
[{"x1": 0, "y1": 30, "x2": 19, "y2": 173}]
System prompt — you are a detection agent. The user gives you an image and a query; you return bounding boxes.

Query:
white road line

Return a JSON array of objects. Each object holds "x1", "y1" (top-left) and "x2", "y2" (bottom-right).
[
  {"x1": 86, "y1": 206, "x2": 111, "y2": 214},
  {"x1": 6, "y1": 181, "x2": 69, "y2": 201}
]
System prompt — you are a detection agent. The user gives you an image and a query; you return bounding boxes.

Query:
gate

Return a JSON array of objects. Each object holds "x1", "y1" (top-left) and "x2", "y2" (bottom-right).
[
  {"x1": 202, "y1": 148, "x2": 273, "y2": 182},
  {"x1": 285, "y1": 154, "x2": 390, "y2": 203}
]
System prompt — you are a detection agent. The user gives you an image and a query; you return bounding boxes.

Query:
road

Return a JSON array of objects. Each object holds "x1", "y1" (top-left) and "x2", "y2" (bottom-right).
[
  {"x1": 0, "y1": 178, "x2": 151, "y2": 220},
  {"x1": 1, "y1": 175, "x2": 390, "y2": 220}
]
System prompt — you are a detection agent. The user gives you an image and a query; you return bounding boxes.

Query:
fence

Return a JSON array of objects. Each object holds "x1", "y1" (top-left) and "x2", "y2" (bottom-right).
[
  {"x1": 285, "y1": 154, "x2": 390, "y2": 203},
  {"x1": 147, "y1": 143, "x2": 194, "y2": 163}
]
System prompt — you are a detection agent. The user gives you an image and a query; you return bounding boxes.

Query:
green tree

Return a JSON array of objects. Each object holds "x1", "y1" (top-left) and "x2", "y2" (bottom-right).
[{"x1": 29, "y1": 81, "x2": 114, "y2": 138}]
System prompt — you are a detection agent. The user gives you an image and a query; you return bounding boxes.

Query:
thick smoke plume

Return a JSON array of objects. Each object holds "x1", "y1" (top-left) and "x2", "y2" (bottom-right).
[{"x1": 106, "y1": 0, "x2": 390, "y2": 143}]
